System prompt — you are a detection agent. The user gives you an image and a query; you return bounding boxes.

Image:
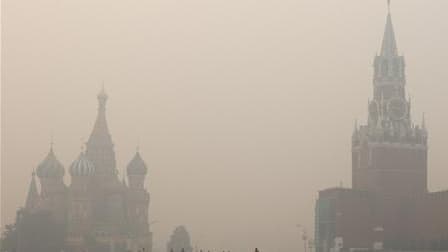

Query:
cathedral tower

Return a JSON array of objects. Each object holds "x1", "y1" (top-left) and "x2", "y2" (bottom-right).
[
  {"x1": 352, "y1": 9, "x2": 428, "y2": 196},
  {"x1": 12, "y1": 88, "x2": 154, "y2": 252},
  {"x1": 66, "y1": 152, "x2": 96, "y2": 252},
  {"x1": 86, "y1": 87, "x2": 118, "y2": 182},
  {"x1": 35, "y1": 146, "x2": 67, "y2": 222},
  {"x1": 127, "y1": 151, "x2": 148, "y2": 190},
  {"x1": 126, "y1": 151, "x2": 151, "y2": 245}
]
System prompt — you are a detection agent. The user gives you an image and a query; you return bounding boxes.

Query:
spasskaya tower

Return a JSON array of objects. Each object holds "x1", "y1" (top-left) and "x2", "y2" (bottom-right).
[{"x1": 351, "y1": 9, "x2": 428, "y2": 196}]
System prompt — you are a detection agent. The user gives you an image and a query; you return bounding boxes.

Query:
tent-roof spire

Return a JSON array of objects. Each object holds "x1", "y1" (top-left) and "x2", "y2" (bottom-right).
[
  {"x1": 50, "y1": 131, "x2": 54, "y2": 153},
  {"x1": 25, "y1": 172, "x2": 39, "y2": 210},
  {"x1": 86, "y1": 86, "x2": 117, "y2": 175},
  {"x1": 380, "y1": 2, "x2": 398, "y2": 57}
]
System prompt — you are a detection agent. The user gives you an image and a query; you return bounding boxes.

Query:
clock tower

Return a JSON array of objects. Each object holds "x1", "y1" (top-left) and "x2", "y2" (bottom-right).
[{"x1": 351, "y1": 10, "x2": 428, "y2": 196}]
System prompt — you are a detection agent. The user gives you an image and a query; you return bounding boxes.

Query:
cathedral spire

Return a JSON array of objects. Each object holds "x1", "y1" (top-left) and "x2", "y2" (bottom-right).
[
  {"x1": 25, "y1": 172, "x2": 39, "y2": 210},
  {"x1": 86, "y1": 86, "x2": 117, "y2": 175},
  {"x1": 89, "y1": 85, "x2": 111, "y2": 144},
  {"x1": 380, "y1": 7, "x2": 398, "y2": 57},
  {"x1": 50, "y1": 131, "x2": 54, "y2": 153}
]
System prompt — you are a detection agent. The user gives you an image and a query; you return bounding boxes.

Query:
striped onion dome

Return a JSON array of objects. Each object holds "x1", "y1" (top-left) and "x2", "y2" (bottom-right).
[
  {"x1": 126, "y1": 151, "x2": 147, "y2": 175},
  {"x1": 36, "y1": 148, "x2": 65, "y2": 178},
  {"x1": 69, "y1": 152, "x2": 95, "y2": 177}
]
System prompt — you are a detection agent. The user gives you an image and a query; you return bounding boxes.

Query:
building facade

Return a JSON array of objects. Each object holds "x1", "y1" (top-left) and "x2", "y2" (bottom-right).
[
  {"x1": 18, "y1": 88, "x2": 152, "y2": 252},
  {"x1": 315, "y1": 8, "x2": 448, "y2": 252}
]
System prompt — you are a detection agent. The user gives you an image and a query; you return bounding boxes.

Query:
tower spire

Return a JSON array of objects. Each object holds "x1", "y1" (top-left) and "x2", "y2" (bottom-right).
[
  {"x1": 86, "y1": 86, "x2": 116, "y2": 175},
  {"x1": 136, "y1": 138, "x2": 140, "y2": 153},
  {"x1": 50, "y1": 131, "x2": 54, "y2": 153},
  {"x1": 25, "y1": 172, "x2": 39, "y2": 210},
  {"x1": 381, "y1": 4, "x2": 398, "y2": 57}
]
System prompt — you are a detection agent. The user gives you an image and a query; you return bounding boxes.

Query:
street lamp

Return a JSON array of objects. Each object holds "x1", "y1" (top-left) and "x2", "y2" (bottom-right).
[{"x1": 296, "y1": 225, "x2": 308, "y2": 252}]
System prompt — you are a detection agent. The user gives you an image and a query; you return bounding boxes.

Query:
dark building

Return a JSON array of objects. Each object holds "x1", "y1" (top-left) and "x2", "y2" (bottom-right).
[
  {"x1": 315, "y1": 7, "x2": 448, "y2": 252},
  {"x1": 166, "y1": 226, "x2": 193, "y2": 252}
]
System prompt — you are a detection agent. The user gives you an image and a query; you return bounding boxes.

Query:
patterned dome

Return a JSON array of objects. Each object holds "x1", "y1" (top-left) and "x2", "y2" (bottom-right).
[
  {"x1": 36, "y1": 148, "x2": 65, "y2": 178},
  {"x1": 70, "y1": 152, "x2": 95, "y2": 177},
  {"x1": 127, "y1": 152, "x2": 147, "y2": 175}
]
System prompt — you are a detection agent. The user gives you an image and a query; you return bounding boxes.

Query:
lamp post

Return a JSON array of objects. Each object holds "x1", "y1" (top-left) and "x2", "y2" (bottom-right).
[{"x1": 297, "y1": 225, "x2": 308, "y2": 252}]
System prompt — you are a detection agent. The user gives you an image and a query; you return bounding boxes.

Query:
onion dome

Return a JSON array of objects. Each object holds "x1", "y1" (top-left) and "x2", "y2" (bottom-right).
[
  {"x1": 36, "y1": 147, "x2": 65, "y2": 178},
  {"x1": 127, "y1": 151, "x2": 147, "y2": 175},
  {"x1": 69, "y1": 152, "x2": 95, "y2": 177}
]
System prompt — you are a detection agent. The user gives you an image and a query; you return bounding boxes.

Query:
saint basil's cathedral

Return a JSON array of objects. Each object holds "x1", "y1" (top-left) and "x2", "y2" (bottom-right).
[{"x1": 18, "y1": 88, "x2": 152, "y2": 252}]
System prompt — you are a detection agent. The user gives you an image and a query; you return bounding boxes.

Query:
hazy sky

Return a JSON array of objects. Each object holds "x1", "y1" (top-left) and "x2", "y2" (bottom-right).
[{"x1": 2, "y1": 1, "x2": 448, "y2": 252}]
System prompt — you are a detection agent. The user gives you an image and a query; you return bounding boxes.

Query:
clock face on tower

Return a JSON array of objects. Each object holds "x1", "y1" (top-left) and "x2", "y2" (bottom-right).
[{"x1": 387, "y1": 98, "x2": 408, "y2": 120}]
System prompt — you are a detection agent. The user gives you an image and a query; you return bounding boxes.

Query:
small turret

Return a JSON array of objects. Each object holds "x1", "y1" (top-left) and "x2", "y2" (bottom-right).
[
  {"x1": 24, "y1": 172, "x2": 40, "y2": 210},
  {"x1": 36, "y1": 146, "x2": 65, "y2": 197},
  {"x1": 36, "y1": 146, "x2": 65, "y2": 179},
  {"x1": 127, "y1": 151, "x2": 148, "y2": 189},
  {"x1": 35, "y1": 144, "x2": 67, "y2": 222}
]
